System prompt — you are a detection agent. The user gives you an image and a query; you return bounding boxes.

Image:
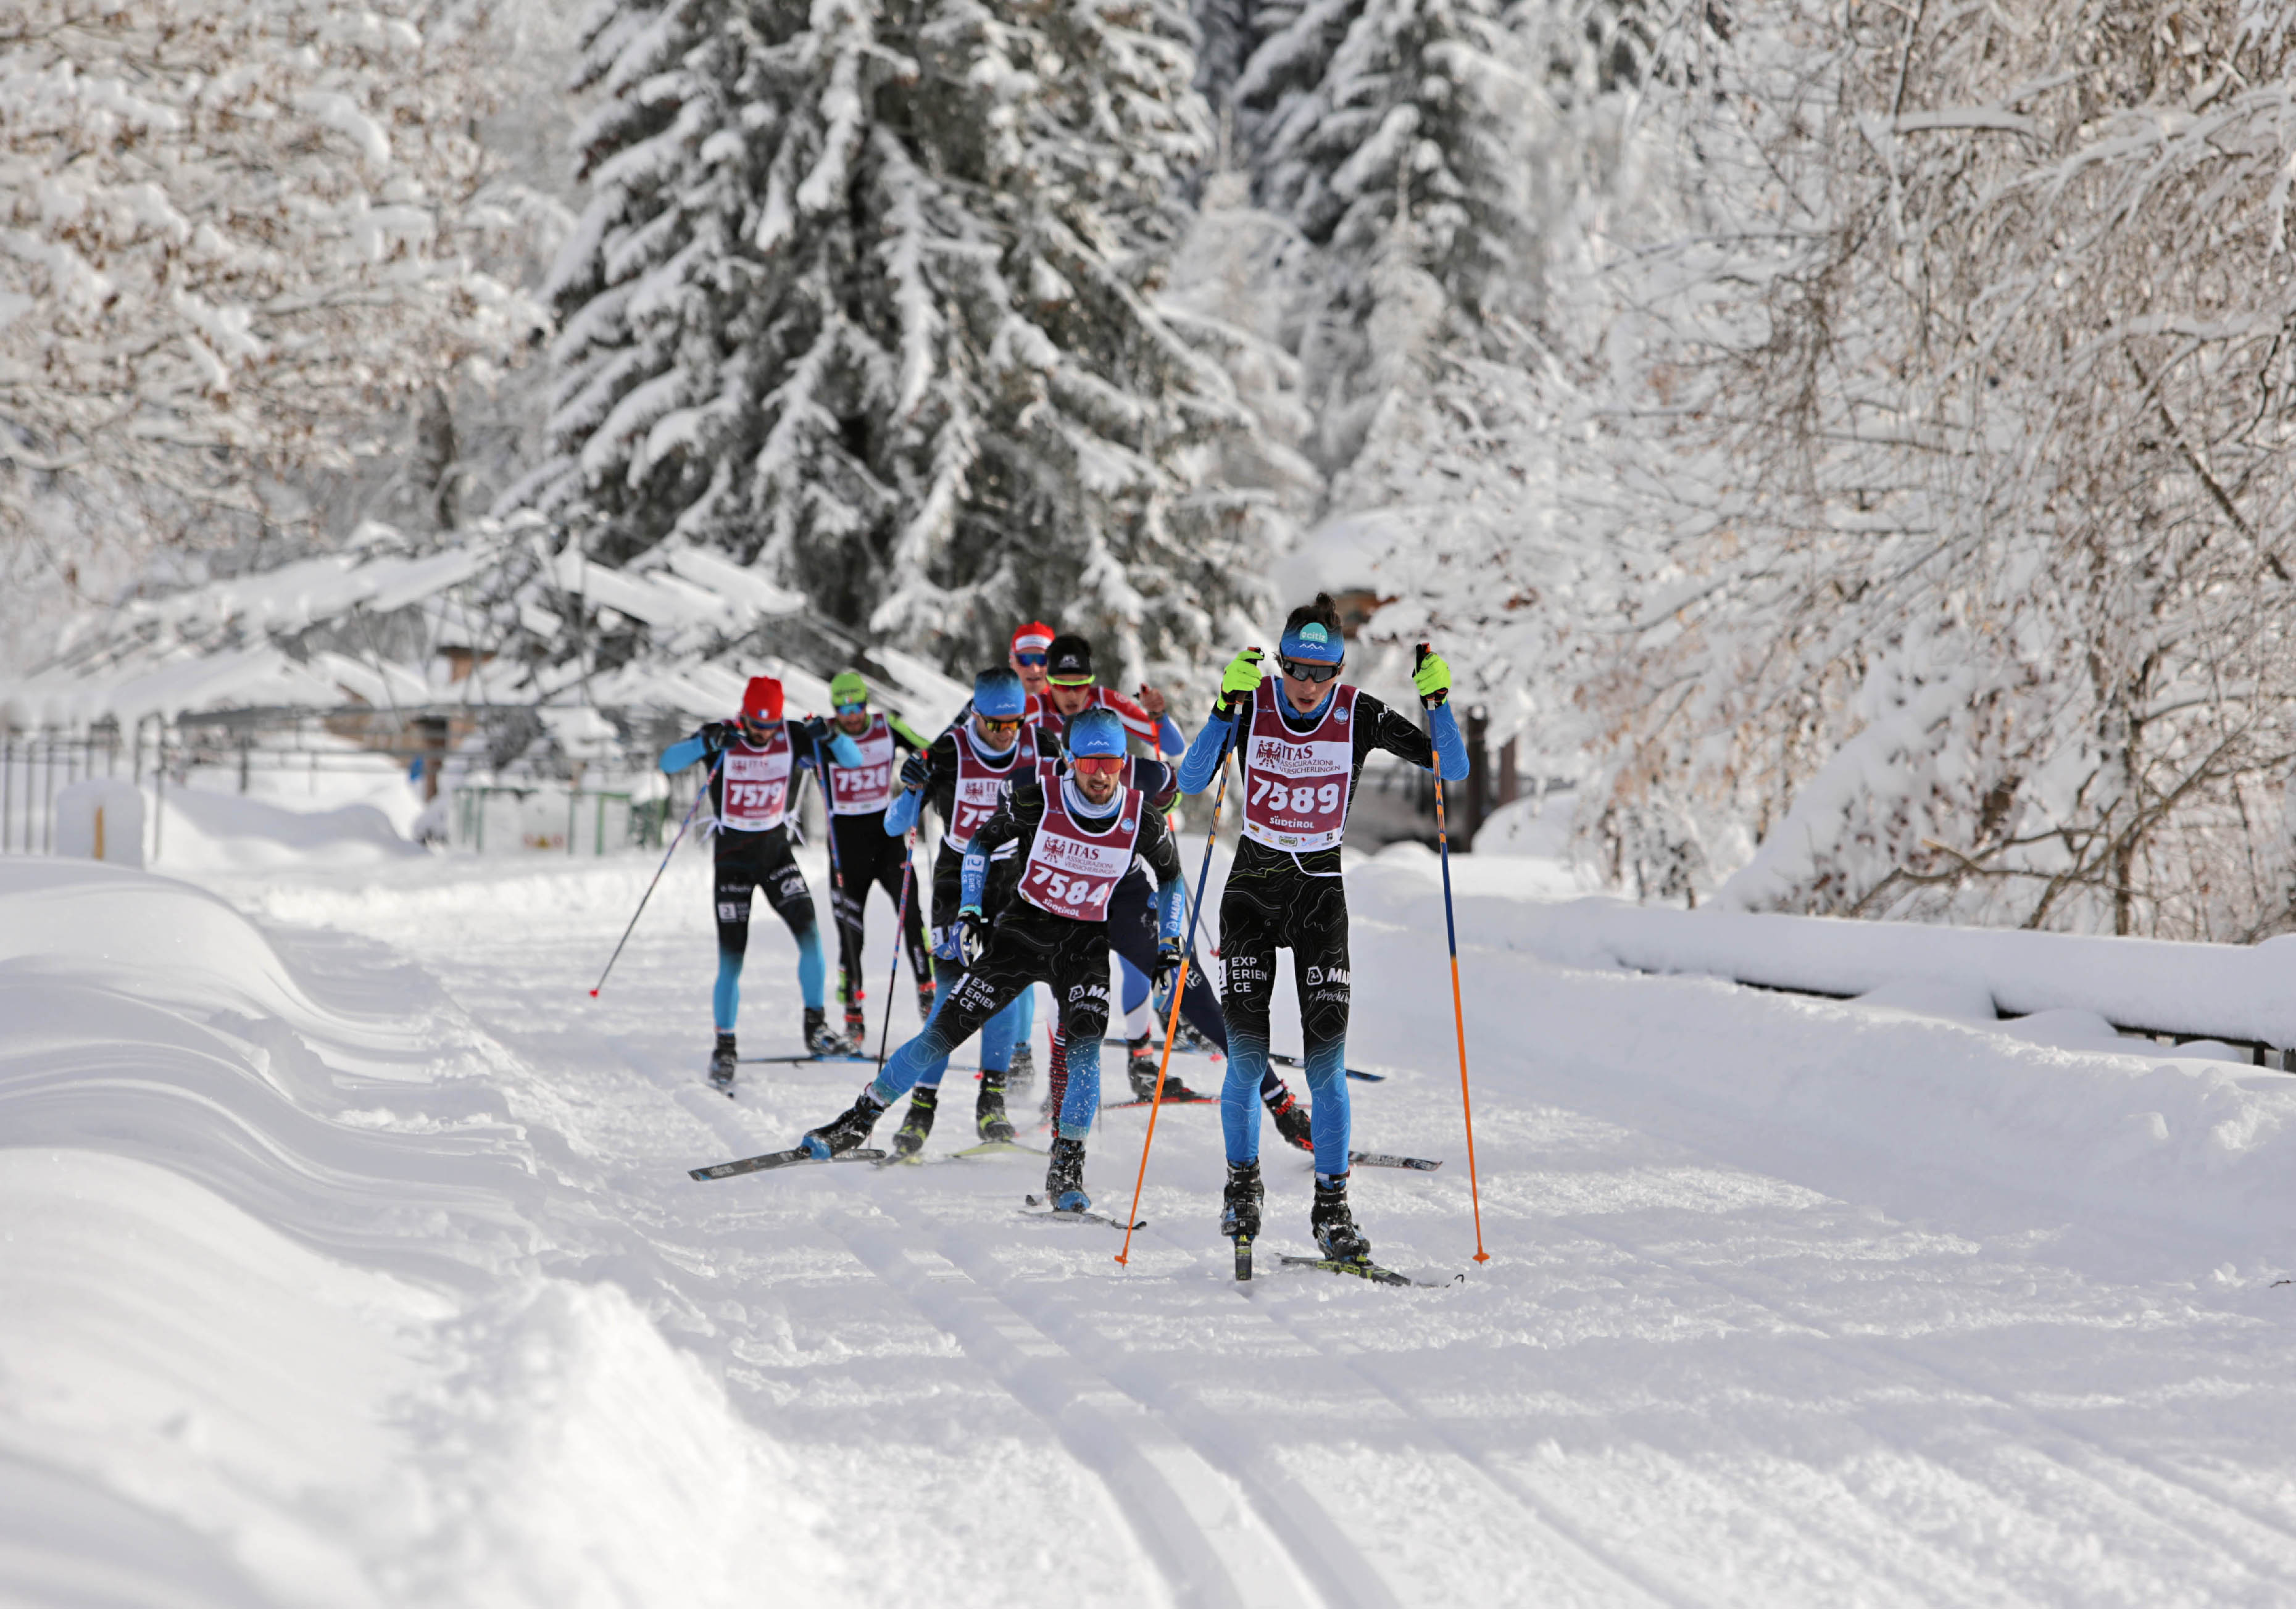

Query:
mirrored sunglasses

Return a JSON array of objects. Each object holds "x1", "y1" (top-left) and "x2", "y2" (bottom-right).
[
  {"x1": 833, "y1": 699, "x2": 867, "y2": 714},
  {"x1": 1013, "y1": 652, "x2": 1049, "y2": 668},
  {"x1": 1071, "y1": 754, "x2": 1125, "y2": 777},
  {"x1": 1277, "y1": 656, "x2": 1342, "y2": 683},
  {"x1": 977, "y1": 714, "x2": 1023, "y2": 733}
]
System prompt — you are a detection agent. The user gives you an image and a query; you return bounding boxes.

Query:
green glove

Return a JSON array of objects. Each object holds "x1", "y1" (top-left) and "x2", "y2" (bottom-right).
[
  {"x1": 1218, "y1": 647, "x2": 1265, "y2": 713},
  {"x1": 1413, "y1": 646, "x2": 1452, "y2": 707}
]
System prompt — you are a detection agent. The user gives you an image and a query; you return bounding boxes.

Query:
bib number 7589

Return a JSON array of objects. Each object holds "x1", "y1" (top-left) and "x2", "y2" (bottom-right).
[{"x1": 1249, "y1": 775, "x2": 1341, "y2": 814}]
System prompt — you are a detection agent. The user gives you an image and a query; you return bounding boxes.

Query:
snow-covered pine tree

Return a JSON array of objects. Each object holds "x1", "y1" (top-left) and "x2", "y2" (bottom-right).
[
  {"x1": 529, "y1": 0, "x2": 1273, "y2": 689},
  {"x1": 1231, "y1": 0, "x2": 1526, "y2": 472}
]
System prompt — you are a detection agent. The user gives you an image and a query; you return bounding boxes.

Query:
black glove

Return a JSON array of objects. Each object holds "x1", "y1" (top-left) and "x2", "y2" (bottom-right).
[
  {"x1": 956, "y1": 908, "x2": 989, "y2": 967},
  {"x1": 1153, "y1": 937, "x2": 1184, "y2": 995},
  {"x1": 700, "y1": 720, "x2": 734, "y2": 753},
  {"x1": 900, "y1": 752, "x2": 930, "y2": 791}
]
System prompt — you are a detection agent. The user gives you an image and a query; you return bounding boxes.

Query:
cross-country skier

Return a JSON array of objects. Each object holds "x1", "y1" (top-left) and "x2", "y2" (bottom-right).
[
  {"x1": 659, "y1": 676, "x2": 866, "y2": 1084},
  {"x1": 820, "y1": 670, "x2": 935, "y2": 1044},
  {"x1": 1178, "y1": 595, "x2": 1468, "y2": 1266},
  {"x1": 1036, "y1": 632, "x2": 1185, "y2": 755},
  {"x1": 878, "y1": 668, "x2": 1039, "y2": 1150},
  {"x1": 799, "y1": 707, "x2": 1186, "y2": 1215}
]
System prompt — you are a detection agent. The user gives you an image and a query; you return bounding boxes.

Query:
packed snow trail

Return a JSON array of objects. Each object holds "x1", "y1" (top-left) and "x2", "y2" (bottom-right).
[{"x1": 9, "y1": 844, "x2": 2296, "y2": 1607}]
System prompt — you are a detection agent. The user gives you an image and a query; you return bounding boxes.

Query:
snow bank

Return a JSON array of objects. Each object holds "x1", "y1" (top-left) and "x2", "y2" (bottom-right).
[
  {"x1": 0, "y1": 861, "x2": 851, "y2": 1605},
  {"x1": 1350, "y1": 846, "x2": 2296, "y2": 1251},
  {"x1": 161, "y1": 787, "x2": 423, "y2": 874}
]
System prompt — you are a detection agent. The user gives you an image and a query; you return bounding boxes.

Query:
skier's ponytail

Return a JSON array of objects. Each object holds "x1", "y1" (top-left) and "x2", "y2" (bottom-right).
[{"x1": 1283, "y1": 592, "x2": 1343, "y2": 641}]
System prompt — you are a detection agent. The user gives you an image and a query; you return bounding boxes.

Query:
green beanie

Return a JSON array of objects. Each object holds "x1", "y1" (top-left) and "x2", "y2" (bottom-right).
[{"x1": 829, "y1": 670, "x2": 869, "y2": 707}]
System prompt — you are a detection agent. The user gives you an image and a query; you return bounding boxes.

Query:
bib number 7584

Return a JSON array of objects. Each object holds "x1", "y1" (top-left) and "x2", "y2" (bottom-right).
[{"x1": 1028, "y1": 862, "x2": 1089, "y2": 906}]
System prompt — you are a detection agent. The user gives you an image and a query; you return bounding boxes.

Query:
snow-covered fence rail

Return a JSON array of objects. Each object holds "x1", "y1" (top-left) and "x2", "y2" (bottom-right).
[{"x1": 1468, "y1": 896, "x2": 2296, "y2": 1067}]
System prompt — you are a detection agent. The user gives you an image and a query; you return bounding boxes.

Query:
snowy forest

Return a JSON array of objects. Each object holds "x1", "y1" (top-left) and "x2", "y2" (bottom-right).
[{"x1": 9, "y1": 0, "x2": 2296, "y2": 942}]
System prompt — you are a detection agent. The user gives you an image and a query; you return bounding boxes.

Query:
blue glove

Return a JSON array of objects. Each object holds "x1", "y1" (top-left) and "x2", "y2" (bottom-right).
[{"x1": 1154, "y1": 937, "x2": 1184, "y2": 994}]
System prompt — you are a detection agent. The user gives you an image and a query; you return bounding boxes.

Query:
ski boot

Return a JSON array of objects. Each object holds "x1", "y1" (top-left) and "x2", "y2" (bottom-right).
[
  {"x1": 1220, "y1": 1159, "x2": 1263, "y2": 1241},
  {"x1": 1311, "y1": 1171, "x2": 1373, "y2": 1265},
  {"x1": 1044, "y1": 1136, "x2": 1089, "y2": 1213},
  {"x1": 1265, "y1": 1085, "x2": 1313, "y2": 1152},
  {"x1": 890, "y1": 1086, "x2": 938, "y2": 1158},
  {"x1": 799, "y1": 1087, "x2": 887, "y2": 1158},
  {"x1": 804, "y1": 1005, "x2": 852, "y2": 1058},
  {"x1": 708, "y1": 1032, "x2": 739, "y2": 1089},
  {"x1": 1005, "y1": 1041, "x2": 1034, "y2": 1100},
  {"x1": 975, "y1": 1070, "x2": 1016, "y2": 1144},
  {"x1": 843, "y1": 993, "x2": 868, "y2": 1050},
  {"x1": 915, "y1": 976, "x2": 938, "y2": 1025},
  {"x1": 1127, "y1": 1033, "x2": 1202, "y2": 1102}
]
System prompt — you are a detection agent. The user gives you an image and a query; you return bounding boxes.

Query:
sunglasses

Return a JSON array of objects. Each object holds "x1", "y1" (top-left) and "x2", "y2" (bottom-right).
[
  {"x1": 1278, "y1": 657, "x2": 1342, "y2": 683},
  {"x1": 976, "y1": 715, "x2": 1023, "y2": 734},
  {"x1": 833, "y1": 700, "x2": 867, "y2": 715},
  {"x1": 1071, "y1": 754, "x2": 1125, "y2": 778},
  {"x1": 1047, "y1": 672, "x2": 1094, "y2": 688},
  {"x1": 1014, "y1": 652, "x2": 1049, "y2": 668}
]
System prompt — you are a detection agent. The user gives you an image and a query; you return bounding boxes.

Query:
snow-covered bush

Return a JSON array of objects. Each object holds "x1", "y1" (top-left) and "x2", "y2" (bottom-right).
[{"x1": 0, "y1": 0, "x2": 548, "y2": 568}]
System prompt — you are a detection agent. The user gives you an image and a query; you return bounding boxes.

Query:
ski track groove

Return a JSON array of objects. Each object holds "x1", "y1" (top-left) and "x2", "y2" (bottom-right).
[
  {"x1": 1553, "y1": 1210, "x2": 2296, "y2": 1599},
  {"x1": 828, "y1": 1209, "x2": 1320, "y2": 1609}
]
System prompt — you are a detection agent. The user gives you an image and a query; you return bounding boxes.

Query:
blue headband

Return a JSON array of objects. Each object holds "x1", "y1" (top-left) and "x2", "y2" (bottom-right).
[{"x1": 1278, "y1": 622, "x2": 1344, "y2": 665}]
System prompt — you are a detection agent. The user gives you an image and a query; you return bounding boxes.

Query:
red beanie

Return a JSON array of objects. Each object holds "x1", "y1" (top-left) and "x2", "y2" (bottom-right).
[
  {"x1": 1011, "y1": 620, "x2": 1054, "y2": 656},
  {"x1": 741, "y1": 676, "x2": 784, "y2": 720}
]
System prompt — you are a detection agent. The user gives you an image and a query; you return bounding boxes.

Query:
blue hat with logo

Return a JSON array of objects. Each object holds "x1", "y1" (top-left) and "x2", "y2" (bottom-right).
[
  {"x1": 1065, "y1": 707, "x2": 1127, "y2": 759},
  {"x1": 973, "y1": 667, "x2": 1026, "y2": 719},
  {"x1": 1278, "y1": 619, "x2": 1344, "y2": 665}
]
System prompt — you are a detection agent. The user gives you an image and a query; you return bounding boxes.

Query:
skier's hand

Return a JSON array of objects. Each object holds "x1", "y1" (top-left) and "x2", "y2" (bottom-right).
[
  {"x1": 1154, "y1": 937, "x2": 1184, "y2": 994},
  {"x1": 900, "y1": 752, "x2": 930, "y2": 791},
  {"x1": 1218, "y1": 648, "x2": 1264, "y2": 713},
  {"x1": 700, "y1": 720, "x2": 734, "y2": 753},
  {"x1": 1136, "y1": 683, "x2": 1168, "y2": 718},
  {"x1": 1412, "y1": 644, "x2": 1451, "y2": 708},
  {"x1": 955, "y1": 908, "x2": 989, "y2": 967}
]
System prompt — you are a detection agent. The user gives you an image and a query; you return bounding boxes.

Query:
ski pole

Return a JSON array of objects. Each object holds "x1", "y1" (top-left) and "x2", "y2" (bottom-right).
[
  {"x1": 1420, "y1": 643, "x2": 1489, "y2": 1264},
  {"x1": 1117, "y1": 747, "x2": 1231, "y2": 1267},
  {"x1": 875, "y1": 828, "x2": 918, "y2": 1073},
  {"x1": 589, "y1": 756, "x2": 718, "y2": 998}
]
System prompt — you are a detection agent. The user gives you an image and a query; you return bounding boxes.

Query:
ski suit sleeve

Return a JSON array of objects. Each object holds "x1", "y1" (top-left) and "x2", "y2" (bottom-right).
[
  {"x1": 885, "y1": 787, "x2": 922, "y2": 836},
  {"x1": 1095, "y1": 688, "x2": 1181, "y2": 755},
  {"x1": 1177, "y1": 711, "x2": 1233, "y2": 794},
  {"x1": 826, "y1": 730, "x2": 864, "y2": 768},
  {"x1": 889, "y1": 715, "x2": 931, "y2": 752},
  {"x1": 1138, "y1": 811, "x2": 1186, "y2": 938},
  {"x1": 1136, "y1": 759, "x2": 1180, "y2": 814},
  {"x1": 659, "y1": 734, "x2": 711, "y2": 775},
  {"x1": 1426, "y1": 701, "x2": 1470, "y2": 781}
]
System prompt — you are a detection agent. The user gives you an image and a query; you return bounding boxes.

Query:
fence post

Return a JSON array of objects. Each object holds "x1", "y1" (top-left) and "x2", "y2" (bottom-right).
[
  {"x1": 2, "y1": 735, "x2": 11, "y2": 853},
  {"x1": 152, "y1": 730, "x2": 165, "y2": 863}
]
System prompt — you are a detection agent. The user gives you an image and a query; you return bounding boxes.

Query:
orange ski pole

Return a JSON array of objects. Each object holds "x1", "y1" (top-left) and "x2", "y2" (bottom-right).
[
  {"x1": 1421, "y1": 644, "x2": 1490, "y2": 1263},
  {"x1": 1116, "y1": 752, "x2": 1231, "y2": 1266}
]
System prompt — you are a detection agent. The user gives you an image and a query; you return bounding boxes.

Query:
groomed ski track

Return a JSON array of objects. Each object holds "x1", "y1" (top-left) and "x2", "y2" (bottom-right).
[{"x1": 9, "y1": 839, "x2": 2296, "y2": 1607}]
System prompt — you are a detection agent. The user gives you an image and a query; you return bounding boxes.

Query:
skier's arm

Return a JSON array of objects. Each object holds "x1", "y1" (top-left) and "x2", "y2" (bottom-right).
[
  {"x1": 889, "y1": 714, "x2": 932, "y2": 752},
  {"x1": 1138, "y1": 812, "x2": 1186, "y2": 938},
  {"x1": 1356, "y1": 694, "x2": 1468, "y2": 781},
  {"x1": 796, "y1": 718, "x2": 863, "y2": 770},
  {"x1": 659, "y1": 721, "x2": 730, "y2": 775},
  {"x1": 959, "y1": 780, "x2": 1041, "y2": 907},
  {"x1": 1136, "y1": 758, "x2": 1180, "y2": 814},
  {"x1": 1177, "y1": 714, "x2": 1232, "y2": 794}
]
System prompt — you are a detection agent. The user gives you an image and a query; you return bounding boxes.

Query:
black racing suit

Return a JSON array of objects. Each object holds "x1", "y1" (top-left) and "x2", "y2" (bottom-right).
[
  {"x1": 825, "y1": 719, "x2": 933, "y2": 1013},
  {"x1": 865, "y1": 773, "x2": 1181, "y2": 1140}
]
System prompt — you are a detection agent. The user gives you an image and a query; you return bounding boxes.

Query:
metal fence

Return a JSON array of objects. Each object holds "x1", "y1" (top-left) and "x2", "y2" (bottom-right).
[{"x1": 1, "y1": 727, "x2": 142, "y2": 855}]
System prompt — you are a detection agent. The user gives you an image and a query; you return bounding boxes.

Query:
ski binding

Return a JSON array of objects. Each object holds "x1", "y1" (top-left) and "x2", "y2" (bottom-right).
[
  {"x1": 1276, "y1": 1254, "x2": 1460, "y2": 1289},
  {"x1": 1020, "y1": 1195, "x2": 1145, "y2": 1231}
]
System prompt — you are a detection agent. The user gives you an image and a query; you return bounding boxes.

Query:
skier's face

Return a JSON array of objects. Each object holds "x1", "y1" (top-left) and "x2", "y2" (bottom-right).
[
  {"x1": 835, "y1": 705, "x2": 869, "y2": 735},
  {"x1": 971, "y1": 712, "x2": 1021, "y2": 752},
  {"x1": 1073, "y1": 759, "x2": 1123, "y2": 805},
  {"x1": 1049, "y1": 681, "x2": 1093, "y2": 717},
  {"x1": 1281, "y1": 669, "x2": 1332, "y2": 714},
  {"x1": 1012, "y1": 651, "x2": 1050, "y2": 696}
]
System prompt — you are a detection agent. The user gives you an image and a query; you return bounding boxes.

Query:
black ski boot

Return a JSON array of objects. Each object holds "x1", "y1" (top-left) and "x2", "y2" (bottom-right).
[
  {"x1": 1127, "y1": 1033, "x2": 1200, "y2": 1102},
  {"x1": 1005, "y1": 1041, "x2": 1033, "y2": 1100},
  {"x1": 804, "y1": 1006, "x2": 851, "y2": 1057},
  {"x1": 916, "y1": 976, "x2": 938, "y2": 1025},
  {"x1": 800, "y1": 1087, "x2": 887, "y2": 1158},
  {"x1": 1044, "y1": 1136, "x2": 1089, "y2": 1212},
  {"x1": 709, "y1": 1032, "x2": 738, "y2": 1089},
  {"x1": 975, "y1": 1070, "x2": 1016, "y2": 1144},
  {"x1": 1265, "y1": 1085, "x2": 1313, "y2": 1153},
  {"x1": 1220, "y1": 1160, "x2": 1263, "y2": 1241},
  {"x1": 891, "y1": 1086, "x2": 937, "y2": 1158},
  {"x1": 1311, "y1": 1172, "x2": 1373, "y2": 1264},
  {"x1": 843, "y1": 995, "x2": 868, "y2": 1050}
]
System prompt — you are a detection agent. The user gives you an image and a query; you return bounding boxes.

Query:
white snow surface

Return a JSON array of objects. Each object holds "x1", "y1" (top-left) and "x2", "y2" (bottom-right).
[{"x1": 7, "y1": 826, "x2": 2296, "y2": 1605}]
